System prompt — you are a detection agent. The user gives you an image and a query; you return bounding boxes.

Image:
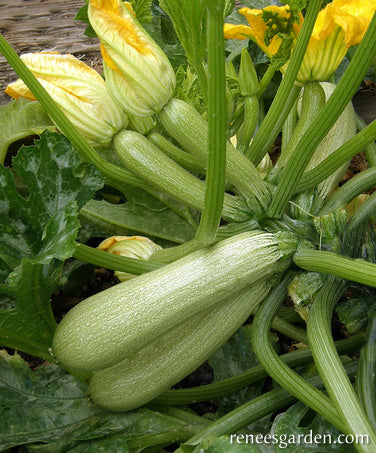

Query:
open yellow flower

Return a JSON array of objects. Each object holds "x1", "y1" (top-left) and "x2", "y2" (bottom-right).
[
  {"x1": 225, "y1": 0, "x2": 376, "y2": 82},
  {"x1": 224, "y1": 5, "x2": 302, "y2": 58},
  {"x1": 88, "y1": 0, "x2": 176, "y2": 116},
  {"x1": 5, "y1": 52, "x2": 125, "y2": 148}
]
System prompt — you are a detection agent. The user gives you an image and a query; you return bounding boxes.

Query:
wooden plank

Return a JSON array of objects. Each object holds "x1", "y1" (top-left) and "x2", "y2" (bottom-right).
[{"x1": 0, "y1": 0, "x2": 102, "y2": 105}]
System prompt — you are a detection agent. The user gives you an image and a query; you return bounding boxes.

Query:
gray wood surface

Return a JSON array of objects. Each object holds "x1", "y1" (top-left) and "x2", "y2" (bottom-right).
[{"x1": 0, "y1": 0, "x2": 102, "y2": 104}]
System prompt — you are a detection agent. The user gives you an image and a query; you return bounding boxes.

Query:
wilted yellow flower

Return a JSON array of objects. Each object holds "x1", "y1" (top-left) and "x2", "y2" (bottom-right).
[
  {"x1": 5, "y1": 52, "x2": 125, "y2": 148},
  {"x1": 98, "y1": 235, "x2": 162, "y2": 281},
  {"x1": 88, "y1": 0, "x2": 176, "y2": 116},
  {"x1": 225, "y1": 0, "x2": 376, "y2": 82}
]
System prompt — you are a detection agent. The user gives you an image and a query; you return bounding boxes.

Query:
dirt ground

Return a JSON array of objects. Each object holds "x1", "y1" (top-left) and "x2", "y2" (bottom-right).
[{"x1": 0, "y1": 0, "x2": 102, "y2": 105}]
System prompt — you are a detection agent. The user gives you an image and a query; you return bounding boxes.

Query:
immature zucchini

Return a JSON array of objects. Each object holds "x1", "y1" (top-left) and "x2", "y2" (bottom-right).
[
  {"x1": 114, "y1": 130, "x2": 248, "y2": 222},
  {"x1": 89, "y1": 281, "x2": 271, "y2": 411},
  {"x1": 52, "y1": 231, "x2": 282, "y2": 373}
]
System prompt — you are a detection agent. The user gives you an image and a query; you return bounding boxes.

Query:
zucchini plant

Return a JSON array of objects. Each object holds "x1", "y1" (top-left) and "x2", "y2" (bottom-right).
[{"x1": 1, "y1": 0, "x2": 376, "y2": 451}]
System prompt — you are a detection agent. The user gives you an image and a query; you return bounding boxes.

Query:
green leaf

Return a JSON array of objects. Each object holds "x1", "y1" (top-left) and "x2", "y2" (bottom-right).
[
  {"x1": 159, "y1": 0, "x2": 207, "y2": 64},
  {"x1": 208, "y1": 325, "x2": 265, "y2": 415},
  {"x1": 0, "y1": 99, "x2": 54, "y2": 164},
  {"x1": 0, "y1": 131, "x2": 103, "y2": 358},
  {"x1": 270, "y1": 401, "x2": 354, "y2": 452},
  {"x1": 79, "y1": 186, "x2": 197, "y2": 244},
  {"x1": 192, "y1": 436, "x2": 260, "y2": 452},
  {"x1": 129, "y1": 0, "x2": 152, "y2": 24},
  {"x1": 335, "y1": 286, "x2": 376, "y2": 334},
  {"x1": 0, "y1": 351, "x2": 199, "y2": 452}
]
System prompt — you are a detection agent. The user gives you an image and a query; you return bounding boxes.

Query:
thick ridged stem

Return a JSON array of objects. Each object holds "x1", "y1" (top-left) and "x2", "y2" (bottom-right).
[
  {"x1": 153, "y1": 334, "x2": 363, "y2": 406},
  {"x1": 293, "y1": 248, "x2": 376, "y2": 288},
  {"x1": 295, "y1": 119, "x2": 376, "y2": 193},
  {"x1": 307, "y1": 275, "x2": 376, "y2": 452},
  {"x1": 73, "y1": 242, "x2": 163, "y2": 274},
  {"x1": 319, "y1": 167, "x2": 376, "y2": 215},
  {"x1": 196, "y1": 0, "x2": 227, "y2": 244},
  {"x1": 173, "y1": 362, "x2": 359, "y2": 452},
  {"x1": 357, "y1": 115, "x2": 376, "y2": 167},
  {"x1": 356, "y1": 314, "x2": 376, "y2": 431},
  {"x1": 246, "y1": 0, "x2": 322, "y2": 165},
  {"x1": 251, "y1": 273, "x2": 347, "y2": 432}
]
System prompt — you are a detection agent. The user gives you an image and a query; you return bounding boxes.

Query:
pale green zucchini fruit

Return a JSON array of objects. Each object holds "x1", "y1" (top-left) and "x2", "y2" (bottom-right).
[
  {"x1": 52, "y1": 231, "x2": 281, "y2": 373},
  {"x1": 88, "y1": 280, "x2": 271, "y2": 411},
  {"x1": 302, "y1": 82, "x2": 357, "y2": 200}
]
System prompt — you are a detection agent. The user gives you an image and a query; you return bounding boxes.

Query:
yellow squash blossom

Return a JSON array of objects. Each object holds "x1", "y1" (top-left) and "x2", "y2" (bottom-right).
[
  {"x1": 88, "y1": 0, "x2": 176, "y2": 116},
  {"x1": 98, "y1": 235, "x2": 162, "y2": 281},
  {"x1": 5, "y1": 52, "x2": 125, "y2": 148},
  {"x1": 224, "y1": 0, "x2": 376, "y2": 82}
]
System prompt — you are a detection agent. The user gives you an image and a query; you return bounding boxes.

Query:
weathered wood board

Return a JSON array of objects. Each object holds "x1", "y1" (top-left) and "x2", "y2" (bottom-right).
[{"x1": 0, "y1": 0, "x2": 102, "y2": 105}]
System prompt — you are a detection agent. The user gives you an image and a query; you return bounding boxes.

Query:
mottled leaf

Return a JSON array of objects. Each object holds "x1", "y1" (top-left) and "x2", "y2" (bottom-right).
[{"x1": 0, "y1": 99, "x2": 54, "y2": 163}]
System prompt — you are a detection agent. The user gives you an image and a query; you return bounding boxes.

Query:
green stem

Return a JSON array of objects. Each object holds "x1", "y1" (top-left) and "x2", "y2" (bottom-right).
[
  {"x1": 281, "y1": 96, "x2": 298, "y2": 153},
  {"x1": 356, "y1": 313, "x2": 376, "y2": 431},
  {"x1": 320, "y1": 167, "x2": 376, "y2": 215},
  {"x1": 271, "y1": 315, "x2": 308, "y2": 343},
  {"x1": 346, "y1": 190, "x2": 376, "y2": 232},
  {"x1": 159, "y1": 98, "x2": 271, "y2": 215},
  {"x1": 267, "y1": 12, "x2": 376, "y2": 218},
  {"x1": 295, "y1": 119, "x2": 376, "y2": 194},
  {"x1": 149, "y1": 218, "x2": 260, "y2": 264},
  {"x1": 73, "y1": 242, "x2": 163, "y2": 274},
  {"x1": 277, "y1": 82, "x2": 325, "y2": 167},
  {"x1": 293, "y1": 248, "x2": 376, "y2": 288},
  {"x1": 307, "y1": 275, "x2": 376, "y2": 452},
  {"x1": 357, "y1": 115, "x2": 376, "y2": 167},
  {"x1": 246, "y1": 0, "x2": 322, "y2": 165},
  {"x1": 153, "y1": 334, "x2": 363, "y2": 406},
  {"x1": 251, "y1": 273, "x2": 347, "y2": 432},
  {"x1": 174, "y1": 362, "x2": 359, "y2": 452},
  {"x1": 147, "y1": 132, "x2": 206, "y2": 173},
  {"x1": 0, "y1": 34, "x2": 143, "y2": 190},
  {"x1": 258, "y1": 64, "x2": 278, "y2": 97},
  {"x1": 196, "y1": 0, "x2": 227, "y2": 244},
  {"x1": 237, "y1": 96, "x2": 259, "y2": 154}
]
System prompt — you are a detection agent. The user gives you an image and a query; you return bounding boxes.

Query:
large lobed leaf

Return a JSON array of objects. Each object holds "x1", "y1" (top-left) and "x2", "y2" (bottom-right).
[
  {"x1": 0, "y1": 351, "x2": 200, "y2": 452},
  {"x1": 0, "y1": 131, "x2": 103, "y2": 358}
]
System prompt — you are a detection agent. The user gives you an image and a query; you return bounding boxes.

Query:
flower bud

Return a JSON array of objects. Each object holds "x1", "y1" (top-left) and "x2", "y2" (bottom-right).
[
  {"x1": 98, "y1": 235, "x2": 162, "y2": 281},
  {"x1": 5, "y1": 52, "x2": 125, "y2": 148},
  {"x1": 88, "y1": 0, "x2": 176, "y2": 116}
]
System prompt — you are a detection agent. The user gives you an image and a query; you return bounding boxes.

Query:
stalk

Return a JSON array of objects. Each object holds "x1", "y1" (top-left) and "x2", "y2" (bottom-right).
[
  {"x1": 319, "y1": 167, "x2": 376, "y2": 215},
  {"x1": 295, "y1": 119, "x2": 376, "y2": 194},
  {"x1": 251, "y1": 273, "x2": 347, "y2": 431},
  {"x1": 357, "y1": 115, "x2": 376, "y2": 167},
  {"x1": 73, "y1": 242, "x2": 163, "y2": 274},
  {"x1": 196, "y1": 0, "x2": 227, "y2": 244},
  {"x1": 307, "y1": 275, "x2": 376, "y2": 452},
  {"x1": 346, "y1": 190, "x2": 376, "y2": 232},
  {"x1": 153, "y1": 334, "x2": 363, "y2": 406},
  {"x1": 271, "y1": 315, "x2": 308, "y2": 343},
  {"x1": 281, "y1": 97, "x2": 298, "y2": 153},
  {"x1": 246, "y1": 0, "x2": 322, "y2": 165},
  {"x1": 267, "y1": 13, "x2": 376, "y2": 218},
  {"x1": 276, "y1": 82, "x2": 325, "y2": 168},
  {"x1": 147, "y1": 132, "x2": 206, "y2": 173},
  {"x1": 293, "y1": 248, "x2": 376, "y2": 288},
  {"x1": 174, "y1": 362, "x2": 359, "y2": 452},
  {"x1": 356, "y1": 314, "x2": 376, "y2": 431}
]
